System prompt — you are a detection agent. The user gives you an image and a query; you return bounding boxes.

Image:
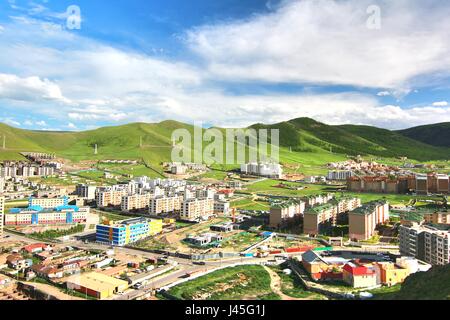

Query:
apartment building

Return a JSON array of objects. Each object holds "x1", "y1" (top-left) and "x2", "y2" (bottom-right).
[
  {"x1": 327, "y1": 170, "x2": 354, "y2": 181},
  {"x1": 214, "y1": 200, "x2": 231, "y2": 215},
  {"x1": 303, "y1": 203, "x2": 338, "y2": 236},
  {"x1": 0, "y1": 196, "x2": 4, "y2": 237},
  {"x1": 304, "y1": 193, "x2": 334, "y2": 207},
  {"x1": 181, "y1": 198, "x2": 214, "y2": 221},
  {"x1": 96, "y1": 217, "x2": 162, "y2": 246},
  {"x1": 121, "y1": 193, "x2": 152, "y2": 212},
  {"x1": 29, "y1": 196, "x2": 69, "y2": 209},
  {"x1": 149, "y1": 196, "x2": 183, "y2": 215},
  {"x1": 240, "y1": 162, "x2": 283, "y2": 179},
  {"x1": 424, "y1": 212, "x2": 450, "y2": 225},
  {"x1": 302, "y1": 197, "x2": 361, "y2": 235},
  {"x1": 269, "y1": 199, "x2": 305, "y2": 228},
  {"x1": 348, "y1": 200, "x2": 390, "y2": 241},
  {"x1": 0, "y1": 161, "x2": 56, "y2": 178},
  {"x1": 96, "y1": 187, "x2": 128, "y2": 208},
  {"x1": 399, "y1": 224, "x2": 450, "y2": 266},
  {"x1": 75, "y1": 184, "x2": 97, "y2": 200}
]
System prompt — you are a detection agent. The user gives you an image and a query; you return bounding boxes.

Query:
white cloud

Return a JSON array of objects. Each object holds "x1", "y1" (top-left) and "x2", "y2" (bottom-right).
[
  {"x1": 432, "y1": 101, "x2": 448, "y2": 107},
  {"x1": 186, "y1": 0, "x2": 450, "y2": 90},
  {"x1": 0, "y1": 73, "x2": 70, "y2": 104},
  {"x1": 0, "y1": 4, "x2": 449, "y2": 131},
  {"x1": 377, "y1": 91, "x2": 391, "y2": 97},
  {"x1": 1, "y1": 118, "x2": 21, "y2": 127}
]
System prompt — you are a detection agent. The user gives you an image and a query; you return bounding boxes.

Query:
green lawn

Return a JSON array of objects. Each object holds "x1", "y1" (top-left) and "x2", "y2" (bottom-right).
[{"x1": 167, "y1": 265, "x2": 280, "y2": 300}]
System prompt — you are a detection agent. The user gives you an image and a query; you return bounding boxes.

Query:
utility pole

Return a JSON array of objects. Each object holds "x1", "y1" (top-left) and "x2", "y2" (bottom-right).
[
  {"x1": 140, "y1": 136, "x2": 143, "y2": 148},
  {"x1": 2, "y1": 135, "x2": 5, "y2": 150},
  {"x1": 94, "y1": 144, "x2": 98, "y2": 155}
]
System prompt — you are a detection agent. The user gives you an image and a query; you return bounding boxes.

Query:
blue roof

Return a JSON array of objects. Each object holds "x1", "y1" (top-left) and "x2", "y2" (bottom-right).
[
  {"x1": 28, "y1": 205, "x2": 44, "y2": 212},
  {"x1": 55, "y1": 205, "x2": 79, "y2": 212}
]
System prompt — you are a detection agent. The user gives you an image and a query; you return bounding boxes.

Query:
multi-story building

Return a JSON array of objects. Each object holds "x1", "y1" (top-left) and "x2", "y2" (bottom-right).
[
  {"x1": 302, "y1": 196, "x2": 361, "y2": 235},
  {"x1": 96, "y1": 217, "x2": 162, "y2": 246},
  {"x1": 348, "y1": 200, "x2": 389, "y2": 241},
  {"x1": 96, "y1": 187, "x2": 128, "y2": 208},
  {"x1": 240, "y1": 162, "x2": 283, "y2": 179},
  {"x1": 0, "y1": 195, "x2": 4, "y2": 237},
  {"x1": 121, "y1": 193, "x2": 152, "y2": 212},
  {"x1": 149, "y1": 196, "x2": 183, "y2": 215},
  {"x1": 181, "y1": 198, "x2": 214, "y2": 221},
  {"x1": 269, "y1": 199, "x2": 305, "y2": 228},
  {"x1": 213, "y1": 200, "x2": 231, "y2": 215},
  {"x1": 399, "y1": 224, "x2": 450, "y2": 265},
  {"x1": 75, "y1": 184, "x2": 97, "y2": 200},
  {"x1": 327, "y1": 170, "x2": 354, "y2": 181},
  {"x1": 303, "y1": 193, "x2": 334, "y2": 207},
  {"x1": 29, "y1": 196, "x2": 69, "y2": 209},
  {"x1": 5, "y1": 205, "x2": 89, "y2": 226},
  {"x1": 424, "y1": 212, "x2": 450, "y2": 225},
  {"x1": 303, "y1": 203, "x2": 338, "y2": 236}
]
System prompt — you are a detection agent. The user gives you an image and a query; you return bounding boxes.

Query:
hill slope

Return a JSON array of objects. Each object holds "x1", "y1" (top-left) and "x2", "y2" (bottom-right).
[
  {"x1": 0, "y1": 118, "x2": 449, "y2": 163},
  {"x1": 252, "y1": 118, "x2": 450, "y2": 161},
  {"x1": 397, "y1": 122, "x2": 450, "y2": 148}
]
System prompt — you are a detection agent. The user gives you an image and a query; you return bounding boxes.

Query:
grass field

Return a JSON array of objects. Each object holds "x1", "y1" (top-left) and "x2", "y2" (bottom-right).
[
  {"x1": 167, "y1": 265, "x2": 280, "y2": 300},
  {"x1": 269, "y1": 264, "x2": 327, "y2": 300}
]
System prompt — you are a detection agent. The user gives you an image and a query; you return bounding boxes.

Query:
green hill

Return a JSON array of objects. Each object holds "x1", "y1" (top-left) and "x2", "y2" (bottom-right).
[
  {"x1": 252, "y1": 118, "x2": 450, "y2": 161},
  {"x1": 397, "y1": 122, "x2": 450, "y2": 148},
  {"x1": 0, "y1": 118, "x2": 449, "y2": 164}
]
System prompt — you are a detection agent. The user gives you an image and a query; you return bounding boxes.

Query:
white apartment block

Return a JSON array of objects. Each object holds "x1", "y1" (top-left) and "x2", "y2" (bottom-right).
[
  {"x1": 304, "y1": 193, "x2": 334, "y2": 207},
  {"x1": 96, "y1": 187, "x2": 128, "y2": 208},
  {"x1": 149, "y1": 196, "x2": 183, "y2": 215},
  {"x1": 214, "y1": 201, "x2": 231, "y2": 215},
  {"x1": 121, "y1": 193, "x2": 152, "y2": 212},
  {"x1": 181, "y1": 198, "x2": 214, "y2": 221},
  {"x1": 75, "y1": 184, "x2": 97, "y2": 200},
  {"x1": 399, "y1": 224, "x2": 450, "y2": 266},
  {"x1": 29, "y1": 197, "x2": 68, "y2": 209},
  {"x1": 241, "y1": 162, "x2": 283, "y2": 179},
  {"x1": 327, "y1": 170, "x2": 354, "y2": 181}
]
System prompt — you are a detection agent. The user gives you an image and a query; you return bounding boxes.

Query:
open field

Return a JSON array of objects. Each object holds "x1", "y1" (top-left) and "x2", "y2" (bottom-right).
[
  {"x1": 269, "y1": 263, "x2": 328, "y2": 300},
  {"x1": 167, "y1": 265, "x2": 280, "y2": 300}
]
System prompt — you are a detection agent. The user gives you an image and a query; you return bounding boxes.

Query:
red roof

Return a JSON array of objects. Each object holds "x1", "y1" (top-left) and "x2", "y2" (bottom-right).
[
  {"x1": 218, "y1": 189, "x2": 234, "y2": 194},
  {"x1": 23, "y1": 243, "x2": 48, "y2": 253},
  {"x1": 343, "y1": 263, "x2": 375, "y2": 276}
]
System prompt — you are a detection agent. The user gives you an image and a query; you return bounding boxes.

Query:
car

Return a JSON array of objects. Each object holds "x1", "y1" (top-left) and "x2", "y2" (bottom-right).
[{"x1": 133, "y1": 283, "x2": 144, "y2": 290}]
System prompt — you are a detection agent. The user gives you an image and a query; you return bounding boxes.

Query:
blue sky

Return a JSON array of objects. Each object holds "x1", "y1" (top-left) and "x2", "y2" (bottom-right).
[{"x1": 0, "y1": 0, "x2": 449, "y2": 131}]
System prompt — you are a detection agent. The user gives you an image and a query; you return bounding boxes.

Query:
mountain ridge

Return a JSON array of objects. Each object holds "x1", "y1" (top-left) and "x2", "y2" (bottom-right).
[{"x1": 0, "y1": 118, "x2": 449, "y2": 162}]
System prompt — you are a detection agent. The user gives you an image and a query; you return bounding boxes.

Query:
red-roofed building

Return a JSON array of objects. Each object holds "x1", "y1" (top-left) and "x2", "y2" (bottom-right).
[
  {"x1": 343, "y1": 262, "x2": 377, "y2": 288},
  {"x1": 22, "y1": 243, "x2": 52, "y2": 254}
]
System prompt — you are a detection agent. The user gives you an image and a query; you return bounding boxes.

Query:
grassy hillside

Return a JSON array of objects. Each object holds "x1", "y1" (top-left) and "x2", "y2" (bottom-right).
[
  {"x1": 0, "y1": 118, "x2": 449, "y2": 165},
  {"x1": 252, "y1": 118, "x2": 450, "y2": 161},
  {"x1": 397, "y1": 122, "x2": 450, "y2": 148}
]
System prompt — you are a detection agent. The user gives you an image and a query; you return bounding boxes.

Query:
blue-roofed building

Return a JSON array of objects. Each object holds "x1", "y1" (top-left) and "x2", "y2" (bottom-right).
[{"x1": 4, "y1": 203, "x2": 89, "y2": 226}]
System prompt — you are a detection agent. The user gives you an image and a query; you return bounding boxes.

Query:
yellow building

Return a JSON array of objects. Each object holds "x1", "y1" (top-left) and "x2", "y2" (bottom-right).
[
  {"x1": 66, "y1": 272, "x2": 129, "y2": 299},
  {"x1": 374, "y1": 262, "x2": 410, "y2": 287}
]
